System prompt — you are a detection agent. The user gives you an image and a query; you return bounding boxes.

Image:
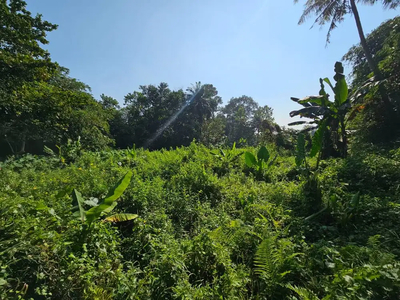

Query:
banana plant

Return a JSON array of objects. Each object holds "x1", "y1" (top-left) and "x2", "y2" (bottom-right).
[
  {"x1": 244, "y1": 146, "x2": 277, "y2": 174},
  {"x1": 288, "y1": 62, "x2": 350, "y2": 160},
  {"x1": 71, "y1": 171, "x2": 137, "y2": 229}
]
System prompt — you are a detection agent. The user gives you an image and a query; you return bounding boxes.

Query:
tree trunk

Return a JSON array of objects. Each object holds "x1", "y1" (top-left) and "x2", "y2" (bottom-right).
[
  {"x1": 19, "y1": 132, "x2": 26, "y2": 154},
  {"x1": 5, "y1": 137, "x2": 15, "y2": 154},
  {"x1": 349, "y1": 0, "x2": 382, "y2": 79},
  {"x1": 350, "y1": 0, "x2": 391, "y2": 108},
  {"x1": 19, "y1": 140, "x2": 26, "y2": 154}
]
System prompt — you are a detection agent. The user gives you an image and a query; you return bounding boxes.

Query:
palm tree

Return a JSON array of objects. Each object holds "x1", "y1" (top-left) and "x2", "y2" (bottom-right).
[
  {"x1": 294, "y1": 0, "x2": 399, "y2": 81},
  {"x1": 186, "y1": 82, "x2": 221, "y2": 121}
]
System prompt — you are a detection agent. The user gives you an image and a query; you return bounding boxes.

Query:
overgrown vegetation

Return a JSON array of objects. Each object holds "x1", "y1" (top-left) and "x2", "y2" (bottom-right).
[{"x1": 1, "y1": 143, "x2": 400, "y2": 299}]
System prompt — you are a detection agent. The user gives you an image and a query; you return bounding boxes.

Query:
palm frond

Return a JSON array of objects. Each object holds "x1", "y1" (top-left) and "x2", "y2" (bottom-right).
[{"x1": 296, "y1": 0, "x2": 349, "y2": 43}]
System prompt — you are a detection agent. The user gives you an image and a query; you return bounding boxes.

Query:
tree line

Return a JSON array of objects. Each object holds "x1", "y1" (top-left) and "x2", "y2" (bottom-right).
[
  {"x1": 1, "y1": 0, "x2": 400, "y2": 158},
  {"x1": 0, "y1": 0, "x2": 293, "y2": 157}
]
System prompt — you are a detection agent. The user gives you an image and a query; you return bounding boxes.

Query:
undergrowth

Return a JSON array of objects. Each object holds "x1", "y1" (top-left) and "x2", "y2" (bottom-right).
[{"x1": 1, "y1": 142, "x2": 400, "y2": 299}]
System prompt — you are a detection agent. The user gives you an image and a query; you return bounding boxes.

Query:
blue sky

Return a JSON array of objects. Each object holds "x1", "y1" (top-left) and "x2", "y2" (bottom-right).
[{"x1": 28, "y1": 1, "x2": 398, "y2": 126}]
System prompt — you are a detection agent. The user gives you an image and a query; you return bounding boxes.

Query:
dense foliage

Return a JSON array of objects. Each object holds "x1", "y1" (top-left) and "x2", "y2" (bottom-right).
[
  {"x1": 343, "y1": 16, "x2": 400, "y2": 145},
  {"x1": 1, "y1": 143, "x2": 400, "y2": 299}
]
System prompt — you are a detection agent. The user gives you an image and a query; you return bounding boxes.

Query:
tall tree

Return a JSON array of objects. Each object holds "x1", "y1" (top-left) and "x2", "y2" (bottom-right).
[
  {"x1": 200, "y1": 114, "x2": 227, "y2": 147},
  {"x1": 252, "y1": 105, "x2": 275, "y2": 144},
  {"x1": 186, "y1": 82, "x2": 222, "y2": 121},
  {"x1": 122, "y1": 83, "x2": 193, "y2": 149},
  {"x1": 185, "y1": 82, "x2": 222, "y2": 142},
  {"x1": 0, "y1": 68, "x2": 113, "y2": 154},
  {"x1": 222, "y1": 96, "x2": 259, "y2": 146},
  {"x1": 343, "y1": 17, "x2": 400, "y2": 144},
  {"x1": 0, "y1": 0, "x2": 58, "y2": 90},
  {"x1": 294, "y1": 0, "x2": 399, "y2": 81}
]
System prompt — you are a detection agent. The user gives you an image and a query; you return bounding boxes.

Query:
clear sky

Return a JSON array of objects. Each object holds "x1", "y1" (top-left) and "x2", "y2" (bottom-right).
[{"x1": 27, "y1": 1, "x2": 398, "y2": 126}]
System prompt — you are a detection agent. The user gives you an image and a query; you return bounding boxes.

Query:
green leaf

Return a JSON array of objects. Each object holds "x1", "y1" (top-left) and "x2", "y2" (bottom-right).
[
  {"x1": 323, "y1": 77, "x2": 334, "y2": 92},
  {"x1": 298, "y1": 95, "x2": 325, "y2": 106},
  {"x1": 295, "y1": 133, "x2": 306, "y2": 167},
  {"x1": 310, "y1": 121, "x2": 326, "y2": 158},
  {"x1": 103, "y1": 213, "x2": 138, "y2": 223},
  {"x1": 245, "y1": 152, "x2": 257, "y2": 168},
  {"x1": 257, "y1": 146, "x2": 270, "y2": 163},
  {"x1": 289, "y1": 106, "x2": 327, "y2": 118},
  {"x1": 288, "y1": 121, "x2": 308, "y2": 126},
  {"x1": 350, "y1": 192, "x2": 360, "y2": 208},
  {"x1": 335, "y1": 77, "x2": 349, "y2": 105},
  {"x1": 86, "y1": 171, "x2": 133, "y2": 227},
  {"x1": 268, "y1": 154, "x2": 278, "y2": 167},
  {"x1": 102, "y1": 202, "x2": 118, "y2": 214},
  {"x1": 71, "y1": 189, "x2": 86, "y2": 222},
  {"x1": 36, "y1": 202, "x2": 48, "y2": 211},
  {"x1": 104, "y1": 171, "x2": 133, "y2": 205}
]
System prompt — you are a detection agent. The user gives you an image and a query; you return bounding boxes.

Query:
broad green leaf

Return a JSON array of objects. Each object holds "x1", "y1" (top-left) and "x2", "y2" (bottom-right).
[
  {"x1": 335, "y1": 77, "x2": 349, "y2": 105},
  {"x1": 295, "y1": 133, "x2": 306, "y2": 167},
  {"x1": 289, "y1": 106, "x2": 327, "y2": 118},
  {"x1": 104, "y1": 171, "x2": 133, "y2": 205},
  {"x1": 323, "y1": 77, "x2": 334, "y2": 92},
  {"x1": 288, "y1": 121, "x2": 308, "y2": 126},
  {"x1": 310, "y1": 121, "x2": 326, "y2": 158},
  {"x1": 258, "y1": 160, "x2": 263, "y2": 171},
  {"x1": 86, "y1": 204, "x2": 109, "y2": 226},
  {"x1": 71, "y1": 189, "x2": 86, "y2": 222},
  {"x1": 102, "y1": 201, "x2": 118, "y2": 214},
  {"x1": 103, "y1": 213, "x2": 138, "y2": 223},
  {"x1": 245, "y1": 152, "x2": 257, "y2": 168},
  {"x1": 319, "y1": 78, "x2": 327, "y2": 97},
  {"x1": 298, "y1": 96, "x2": 325, "y2": 106},
  {"x1": 86, "y1": 171, "x2": 133, "y2": 226},
  {"x1": 257, "y1": 146, "x2": 270, "y2": 163}
]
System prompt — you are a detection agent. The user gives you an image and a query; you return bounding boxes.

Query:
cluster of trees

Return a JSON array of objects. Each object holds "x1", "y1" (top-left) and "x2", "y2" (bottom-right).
[
  {"x1": 0, "y1": 0, "x2": 292, "y2": 157},
  {"x1": 106, "y1": 85, "x2": 289, "y2": 150},
  {"x1": 0, "y1": 0, "x2": 113, "y2": 155},
  {"x1": 1, "y1": 0, "x2": 400, "y2": 158}
]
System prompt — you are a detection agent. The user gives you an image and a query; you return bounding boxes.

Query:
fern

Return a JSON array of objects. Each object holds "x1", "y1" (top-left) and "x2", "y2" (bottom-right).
[
  {"x1": 286, "y1": 284, "x2": 320, "y2": 300},
  {"x1": 254, "y1": 235, "x2": 303, "y2": 285},
  {"x1": 43, "y1": 145, "x2": 55, "y2": 156},
  {"x1": 254, "y1": 235, "x2": 279, "y2": 278}
]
